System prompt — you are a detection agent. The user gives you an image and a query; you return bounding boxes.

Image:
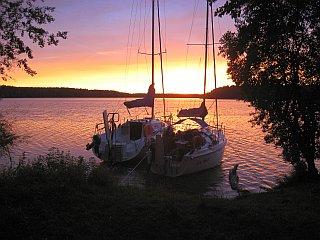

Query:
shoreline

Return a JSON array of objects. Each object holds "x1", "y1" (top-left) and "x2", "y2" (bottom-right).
[
  {"x1": 0, "y1": 151, "x2": 319, "y2": 239},
  {"x1": 0, "y1": 85, "x2": 243, "y2": 99}
]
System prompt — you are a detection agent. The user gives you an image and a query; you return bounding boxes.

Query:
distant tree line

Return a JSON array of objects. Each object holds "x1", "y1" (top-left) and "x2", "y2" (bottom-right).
[
  {"x1": 207, "y1": 86, "x2": 243, "y2": 99},
  {"x1": 0, "y1": 85, "x2": 244, "y2": 99},
  {"x1": 0, "y1": 86, "x2": 131, "y2": 98}
]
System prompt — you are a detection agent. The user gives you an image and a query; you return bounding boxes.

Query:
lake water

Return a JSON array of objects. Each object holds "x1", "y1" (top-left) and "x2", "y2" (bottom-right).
[{"x1": 1, "y1": 98, "x2": 291, "y2": 197}]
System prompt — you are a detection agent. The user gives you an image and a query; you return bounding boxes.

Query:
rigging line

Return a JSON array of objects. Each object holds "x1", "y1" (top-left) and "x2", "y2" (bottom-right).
[
  {"x1": 210, "y1": 3, "x2": 219, "y2": 129},
  {"x1": 116, "y1": 1, "x2": 139, "y2": 114},
  {"x1": 137, "y1": 0, "x2": 143, "y2": 52},
  {"x1": 157, "y1": 0, "x2": 166, "y2": 117},
  {"x1": 163, "y1": 0, "x2": 168, "y2": 50},
  {"x1": 128, "y1": 0, "x2": 139, "y2": 82},
  {"x1": 203, "y1": 0, "x2": 210, "y2": 104},
  {"x1": 124, "y1": 0, "x2": 135, "y2": 82},
  {"x1": 158, "y1": 0, "x2": 167, "y2": 53},
  {"x1": 136, "y1": 0, "x2": 143, "y2": 82},
  {"x1": 185, "y1": 0, "x2": 200, "y2": 68},
  {"x1": 117, "y1": 1, "x2": 138, "y2": 113},
  {"x1": 142, "y1": 0, "x2": 147, "y2": 51},
  {"x1": 162, "y1": 0, "x2": 169, "y2": 90},
  {"x1": 217, "y1": 17, "x2": 222, "y2": 37},
  {"x1": 121, "y1": 152, "x2": 149, "y2": 185},
  {"x1": 141, "y1": 0, "x2": 148, "y2": 74},
  {"x1": 207, "y1": 99, "x2": 216, "y2": 111},
  {"x1": 143, "y1": 0, "x2": 152, "y2": 77},
  {"x1": 122, "y1": 0, "x2": 135, "y2": 110},
  {"x1": 114, "y1": 0, "x2": 134, "y2": 112}
]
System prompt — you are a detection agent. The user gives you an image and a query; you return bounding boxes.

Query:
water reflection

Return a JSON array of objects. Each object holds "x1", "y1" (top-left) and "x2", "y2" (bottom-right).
[{"x1": 0, "y1": 98, "x2": 290, "y2": 197}]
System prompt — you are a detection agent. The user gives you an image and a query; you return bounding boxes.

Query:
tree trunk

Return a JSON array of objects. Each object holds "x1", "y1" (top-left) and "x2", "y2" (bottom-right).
[
  {"x1": 305, "y1": 130, "x2": 319, "y2": 177},
  {"x1": 302, "y1": 104, "x2": 319, "y2": 178},
  {"x1": 306, "y1": 156, "x2": 318, "y2": 177}
]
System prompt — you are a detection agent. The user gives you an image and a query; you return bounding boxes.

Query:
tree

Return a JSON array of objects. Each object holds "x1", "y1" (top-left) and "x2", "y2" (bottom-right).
[
  {"x1": 216, "y1": 0, "x2": 320, "y2": 176},
  {"x1": 0, "y1": 115, "x2": 18, "y2": 165},
  {"x1": 0, "y1": 0, "x2": 67, "y2": 80},
  {"x1": 0, "y1": 0, "x2": 67, "y2": 163}
]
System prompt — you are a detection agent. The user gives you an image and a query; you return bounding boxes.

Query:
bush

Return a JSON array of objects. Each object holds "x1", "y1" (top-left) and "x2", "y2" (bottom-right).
[
  {"x1": 0, "y1": 116, "x2": 18, "y2": 160},
  {"x1": 0, "y1": 148, "x2": 115, "y2": 192}
]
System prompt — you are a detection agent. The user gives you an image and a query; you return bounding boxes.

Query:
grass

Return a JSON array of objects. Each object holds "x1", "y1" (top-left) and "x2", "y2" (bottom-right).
[{"x1": 0, "y1": 149, "x2": 319, "y2": 240}]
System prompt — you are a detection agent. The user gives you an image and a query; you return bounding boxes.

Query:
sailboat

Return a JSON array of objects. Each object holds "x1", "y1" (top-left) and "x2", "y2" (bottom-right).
[
  {"x1": 87, "y1": 0, "x2": 167, "y2": 164},
  {"x1": 150, "y1": 0, "x2": 227, "y2": 177}
]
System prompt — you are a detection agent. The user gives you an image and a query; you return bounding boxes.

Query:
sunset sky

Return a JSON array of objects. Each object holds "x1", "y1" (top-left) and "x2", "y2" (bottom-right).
[{"x1": 10, "y1": 0, "x2": 235, "y2": 94}]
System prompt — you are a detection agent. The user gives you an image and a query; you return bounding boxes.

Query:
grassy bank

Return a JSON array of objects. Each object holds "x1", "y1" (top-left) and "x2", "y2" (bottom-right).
[{"x1": 0, "y1": 150, "x2": 319, "y2": 240}]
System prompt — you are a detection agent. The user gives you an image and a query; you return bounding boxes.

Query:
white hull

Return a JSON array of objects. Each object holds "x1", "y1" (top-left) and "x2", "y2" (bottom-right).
[
  {"x1": 93, "y1": 118, "x2": 165, "y2": 164},
  {"x1": 166, "y1": 140, "x2": 226, "y2": 177},
  {"x1": 94, "y1": 132, "x2": 146, "y2": 163},
  {"x1": 151, "y1": 127, "x2": 227, "y2": 177}
]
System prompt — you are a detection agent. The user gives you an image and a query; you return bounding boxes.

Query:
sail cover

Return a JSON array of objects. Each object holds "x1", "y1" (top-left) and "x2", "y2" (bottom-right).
[
  {"x1": 124, "y1": 84, "x2": 155, "y2": 109},
  {"x1": 177, "y1": 101, "x2": 208, "y2": 119}
]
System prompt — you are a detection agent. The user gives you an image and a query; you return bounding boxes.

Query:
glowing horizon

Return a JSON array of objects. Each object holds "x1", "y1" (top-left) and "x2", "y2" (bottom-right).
[{"x1": 7, "y1": 0, "x2": 235, "y2": 94}]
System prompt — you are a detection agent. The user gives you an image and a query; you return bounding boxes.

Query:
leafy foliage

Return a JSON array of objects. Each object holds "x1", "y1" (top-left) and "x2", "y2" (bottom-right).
[
  {"x1": 0, "y1": 0, "x2": 67, "y2": 80},
  {"x1": 217, "y1": 0, "x2": 320, "y2": 175},
  {"x1": 247, "y1": 85, "x2": 320, "y2": 172},
  {"x1": 6, "y1": 148, "x2": 99, "y2": 186},
  {"x1": 217, "y1": 0, "x2": 320, "y2": 87},
  {"x1": 0, "y1": 115, "x2": 18, "y2": 158}
]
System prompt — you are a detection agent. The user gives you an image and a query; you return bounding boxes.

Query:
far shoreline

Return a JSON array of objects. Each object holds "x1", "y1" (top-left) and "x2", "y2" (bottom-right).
[
  {"x1": 0, "y1": 96, "x2": 242, "y2": 99},
  {"x1": 0, "y1": 85, "x2": 243, "y2": 99}
]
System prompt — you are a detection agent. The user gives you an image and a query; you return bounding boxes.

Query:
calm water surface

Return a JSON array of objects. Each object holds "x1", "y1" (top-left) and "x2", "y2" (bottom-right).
[{"x1": 1, "y1": 98, "x2": 291, "y2": 197}]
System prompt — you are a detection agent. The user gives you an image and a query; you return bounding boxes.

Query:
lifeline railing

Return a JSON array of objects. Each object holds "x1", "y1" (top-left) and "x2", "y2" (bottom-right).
[{"x1": 95, "y1": 123, "x2": 105, "y2": 135}]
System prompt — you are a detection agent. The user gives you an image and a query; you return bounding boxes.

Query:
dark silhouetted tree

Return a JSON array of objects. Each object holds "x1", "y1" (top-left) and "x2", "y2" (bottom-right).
[
  {"x1": 0, "y1": 0, "x2": 67, "y2": 80},
  {"x1": 0, "y1": 0, "x2": 67, "y2": 163},
  {"x1": 216, "y1": 0, "x2": 320, "y2": 176},
  {"x1": 0, "y1": 115, "x2": 18, "y2": 165}
]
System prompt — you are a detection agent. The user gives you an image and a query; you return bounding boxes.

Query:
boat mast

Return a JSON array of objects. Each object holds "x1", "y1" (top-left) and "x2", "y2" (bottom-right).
[
  {"x1": 210, "y1": 2, "x2": 219, "y2": 129},
  {"x1": 151, "y1": 0, "x2": 155, "y2": 119},
  {"x1": 157, "y1": 0, "x2": 166, "y2": 119},
  {"x1": 203, "y1": 0, "x2": 210, "y2": 104}
]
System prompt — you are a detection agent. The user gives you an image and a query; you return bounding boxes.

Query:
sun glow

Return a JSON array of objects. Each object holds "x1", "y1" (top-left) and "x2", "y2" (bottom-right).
[
  {"x1": 160, "y1": 62, "x2": 232, "y2": 94},
  {"x1": 9, "y1": 58, "x2": 231, "y2": 94},
  {"x1": 6, "y1": 0, "x2": 235, "y2": 94}
]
